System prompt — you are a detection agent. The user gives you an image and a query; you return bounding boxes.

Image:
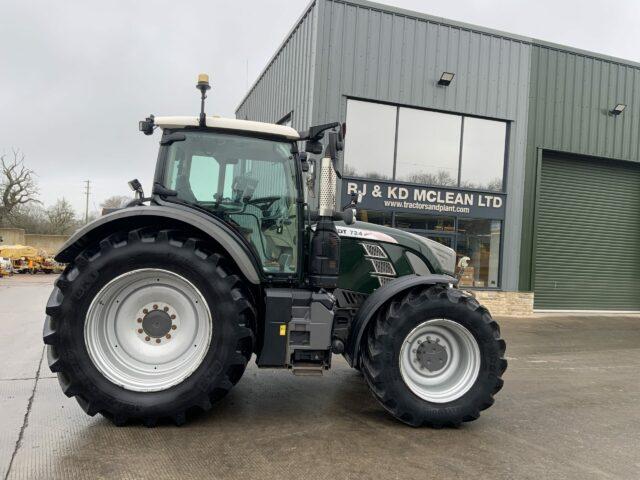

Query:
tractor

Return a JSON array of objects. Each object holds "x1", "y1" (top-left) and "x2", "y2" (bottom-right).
[{"x1": 43, "y1": 74, "x2": 506, "y2": 427}]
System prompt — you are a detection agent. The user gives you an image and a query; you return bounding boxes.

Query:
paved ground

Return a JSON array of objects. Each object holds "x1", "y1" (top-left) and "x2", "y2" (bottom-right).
[{"x1": 1, "y1": 275, "x2": 639, "y2": 480}]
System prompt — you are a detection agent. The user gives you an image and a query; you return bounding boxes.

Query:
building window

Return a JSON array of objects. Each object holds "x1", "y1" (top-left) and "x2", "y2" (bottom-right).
[
  {"x1": 343, "y1": 99, "x2": 508, "y2": 192},
  {"x1": 394, "y1": 213, "x2": 455, "y2": 232},
  {"x1": 343, "y1": 100, "x2": 397, "y2": 179},
  {"x1": 456, "y1": 219, "x2": 501, "y2": 288},
  {"x1": 460, "y1": 117, "x2": 506, "y2": 192},
  {"x1": 356, "y1": 209, "x2": 392, "y2": 226},
  {"x1": 395, "y1": 108, "x2": 461, "y2": 186}
]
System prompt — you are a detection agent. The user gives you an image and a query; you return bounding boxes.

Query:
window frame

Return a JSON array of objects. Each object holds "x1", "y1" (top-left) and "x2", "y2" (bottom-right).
[
  {"x1": 342, "y1": 96, "x2": 510, "y2": 195},
  {"x1": 155, "y1": 128, "x2": 306, "y2": 284}
]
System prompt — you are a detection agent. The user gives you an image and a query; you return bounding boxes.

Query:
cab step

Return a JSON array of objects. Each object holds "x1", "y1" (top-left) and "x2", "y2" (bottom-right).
[{"x1": 291, "y1": 362, "x2": 325, "y2": 376}]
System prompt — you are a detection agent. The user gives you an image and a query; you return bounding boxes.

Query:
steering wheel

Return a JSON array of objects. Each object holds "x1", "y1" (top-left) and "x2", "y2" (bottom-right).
[{"x1": 245, "y1": 196, "x2": 281, "y2": 211}]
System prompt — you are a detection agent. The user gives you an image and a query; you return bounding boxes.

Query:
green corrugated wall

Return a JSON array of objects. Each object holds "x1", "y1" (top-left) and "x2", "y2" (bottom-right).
[{"x1": 520, "y1": 45, "x2": 640, "y2": 293}]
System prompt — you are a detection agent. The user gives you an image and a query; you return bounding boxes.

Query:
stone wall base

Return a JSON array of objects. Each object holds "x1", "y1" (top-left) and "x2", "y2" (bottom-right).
[{"x1": 468, "y1": 290, "x2": 534, "y2": 316}]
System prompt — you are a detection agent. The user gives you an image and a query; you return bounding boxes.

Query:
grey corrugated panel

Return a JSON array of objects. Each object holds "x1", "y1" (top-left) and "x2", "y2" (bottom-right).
[
  {"x1": 534, "y1": 152, "x2": 640, "y2": 310},
  {"x1": 235, "y1": 2, "x2": 317, "y2": 131},
  {"x1": 314, "y1": 0, "x2": 532, "y2": 122}
]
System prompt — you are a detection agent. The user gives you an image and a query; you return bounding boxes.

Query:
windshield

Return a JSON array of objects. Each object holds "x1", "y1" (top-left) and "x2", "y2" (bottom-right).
[{"x1": 164, "y1": 131, "x2": 299, "y2": 275}]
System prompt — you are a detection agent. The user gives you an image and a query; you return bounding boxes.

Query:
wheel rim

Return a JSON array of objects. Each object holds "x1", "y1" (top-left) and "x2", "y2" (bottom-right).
[
  {"x1": 399, "y1": 319, "x2": 480, "y2": 403},
  {"x1": 84, "y1": 268, "x2": 212, "y2": 392}
]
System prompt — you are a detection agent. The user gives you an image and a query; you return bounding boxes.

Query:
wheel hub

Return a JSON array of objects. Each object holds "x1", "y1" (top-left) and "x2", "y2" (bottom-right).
[
  {"x1": 84, "y1": 269, "x2": 212, "y2": 392},
  {"x1": 416, "y1": 338, "x2": 448, "y2": 372},
  {"x1": 399, "y1": 318, "x2": 481, "y2": 403},
  {"x1": 142, "y1": 310, "x2": 172, "y2": 338}
]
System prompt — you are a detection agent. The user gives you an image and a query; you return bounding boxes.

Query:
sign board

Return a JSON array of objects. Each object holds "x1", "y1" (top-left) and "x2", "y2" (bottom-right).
[{"x1": 342, "y1": 178, "x2": 506, "y2": 220}]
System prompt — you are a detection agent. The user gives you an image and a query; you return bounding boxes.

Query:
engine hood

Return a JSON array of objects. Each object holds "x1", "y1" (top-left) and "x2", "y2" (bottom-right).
[{"x1": 335, "y1": 221, "x2": 457, "y2": 276}]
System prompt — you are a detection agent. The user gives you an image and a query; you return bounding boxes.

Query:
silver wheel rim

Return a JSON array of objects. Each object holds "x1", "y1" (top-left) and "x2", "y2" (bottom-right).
[
  {"x1": 84, "y1": 268, "x2": 212, "y2": 392},
  {"x1": 399, "y1": 319, "x2": 480, "y2": 403}
]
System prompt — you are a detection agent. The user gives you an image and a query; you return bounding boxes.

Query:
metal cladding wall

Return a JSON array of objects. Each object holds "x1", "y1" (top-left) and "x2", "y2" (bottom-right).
[
  {"x1": 235, "y1": 2, "x2": 318, "y2": 131},
  {"x1": 235, "y1": 0, "x2": 640, "y2": 295},
  {"x1": 519, "y1": 45, "x2": 640, "y2": 291},
  {"x1": 311, "y1": 0, "x2": 531, "y2": 291}
]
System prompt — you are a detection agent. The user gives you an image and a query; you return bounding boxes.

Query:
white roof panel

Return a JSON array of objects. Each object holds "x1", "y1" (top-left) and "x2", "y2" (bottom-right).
[{"x1": 153, "y1": 116, "x2": 299, "y2": 140}]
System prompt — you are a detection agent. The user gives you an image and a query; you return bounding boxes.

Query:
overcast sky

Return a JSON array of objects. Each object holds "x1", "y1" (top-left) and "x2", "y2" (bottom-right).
[{"x1": 1, "y1": 0, "x2": 639, "y2": 215}]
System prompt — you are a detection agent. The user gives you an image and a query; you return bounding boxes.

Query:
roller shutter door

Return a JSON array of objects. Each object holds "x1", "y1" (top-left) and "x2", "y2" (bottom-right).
[{"x1": 534, "y1": 152, "x2": 640, "y2": 310}]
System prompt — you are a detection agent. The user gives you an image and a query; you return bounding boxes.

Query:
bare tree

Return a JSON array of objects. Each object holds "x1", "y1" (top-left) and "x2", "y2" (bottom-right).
[
  {"x1": 0, "y1": 149, "x2": 39, "y2": 225},
  {"x1": 100, "y1": 195, "x2": 131, "y2": 210},
  {"x1": 46, "y1": 198, "x2": 77, "y2": 235},
  {"x1": 8, "y1": 203, "x2": 48, "y2": 234}
]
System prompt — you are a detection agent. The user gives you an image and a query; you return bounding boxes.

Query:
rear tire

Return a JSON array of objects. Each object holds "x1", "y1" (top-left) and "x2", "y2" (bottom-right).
[
  {"x1": 43, "y1": 228, "x2": 255, "y2": 426},
  {"x1": 361, "y1": 284, "x2": 506, "y2": 427}
]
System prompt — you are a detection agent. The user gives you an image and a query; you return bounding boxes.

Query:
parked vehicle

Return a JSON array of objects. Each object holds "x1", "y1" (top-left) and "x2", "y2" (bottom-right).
[
  {"x1": 0, "y1": 257, "x2": 12, "y2": 276},
  {"x1": 41, "y1": 257, "x2": 64, "y2": 274},
  {"x1": 43, "y1": 75, "x2": 506, "y2": 427}
]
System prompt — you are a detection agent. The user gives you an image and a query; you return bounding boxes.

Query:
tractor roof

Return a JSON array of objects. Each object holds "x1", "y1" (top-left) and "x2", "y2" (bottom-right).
[{"x1": 153, "y1": 116, "x2": 300, "y2": 140}]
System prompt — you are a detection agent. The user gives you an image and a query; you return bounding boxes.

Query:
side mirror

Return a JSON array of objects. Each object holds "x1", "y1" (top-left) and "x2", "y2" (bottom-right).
[
  {"x1": 305, "y1": 140, "x2": 323, "y2": 154},
  {"x1": 128, "y1": 178, "x2": 144, "y2": 199},
  {"x1": 341, "y1": 207, "x2": 356, "y2": 225}
]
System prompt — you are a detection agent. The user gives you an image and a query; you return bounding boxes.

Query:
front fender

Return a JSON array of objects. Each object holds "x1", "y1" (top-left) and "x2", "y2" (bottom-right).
[
  {"x1": 56, "y1": 205, "x2": 262, "y2": 284},
  {"x1": 344, "y1": 274, "x2": 457, "y2": 367}
]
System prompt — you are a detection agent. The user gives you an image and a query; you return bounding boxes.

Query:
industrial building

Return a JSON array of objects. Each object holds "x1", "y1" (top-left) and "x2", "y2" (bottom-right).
[{"x1": 236, "y1": 0, "x2": 640, "y2": 312}]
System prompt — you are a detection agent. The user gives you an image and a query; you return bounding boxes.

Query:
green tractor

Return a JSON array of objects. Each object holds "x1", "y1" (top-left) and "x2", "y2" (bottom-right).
[{"x1": 43, "y1": 75, "x2": 506, "y2": 427}]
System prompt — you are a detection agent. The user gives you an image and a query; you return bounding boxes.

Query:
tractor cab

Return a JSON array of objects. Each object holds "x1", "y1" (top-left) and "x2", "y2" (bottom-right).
[
  {"x1": 136, "y1": 74, "x2": 349, "y2": 284},
  {"x1": 152, "y1": 118, "x2": 304, "y2": 277}
]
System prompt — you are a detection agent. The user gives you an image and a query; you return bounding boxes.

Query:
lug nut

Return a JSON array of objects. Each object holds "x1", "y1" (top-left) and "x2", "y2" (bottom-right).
[
  {"x1": 145, "y1": 336, "x2": 150, "y2": 341},
  {"x1": 137, "y1": 318, "x2": 142, "y2": 323},
  {"x1": 170, "y1": 314, "x2": 176, "y2": 320},
  {"x1": 153, "y1": 304, "x2": 158, "y2": 310},
  {"x1": 143, "y1": 309, "x2": 149, "y2": 314},
  {"x1": 171, "y1": 325, "x2": 177, "y2": 330},
  {"x1": 138, "y1": 328, "x2": 143, "y2": 334},
  {"x1": 155, "y1": 339, "x2": 161, "y2": 344},
  {"x1": 164, "y1": 306, "x2": 169, "y2": 312},
  {"x1": 165, "y1": 334, "x2": 171, "y2": 339}
]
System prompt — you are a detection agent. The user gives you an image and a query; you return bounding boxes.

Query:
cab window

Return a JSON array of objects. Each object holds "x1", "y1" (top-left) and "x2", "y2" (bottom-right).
[{"x1": 164, "y1": 132, "x2": 299, "y2": 275}]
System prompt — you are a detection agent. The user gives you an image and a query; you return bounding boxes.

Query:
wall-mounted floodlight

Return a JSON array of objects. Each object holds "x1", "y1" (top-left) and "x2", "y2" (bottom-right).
[
  {"x1": 611, "y1": 104, "x2": 626, "y2": 115},
  {"x1": 438, "y1": 72, "x2": 455, "y2": 86}
]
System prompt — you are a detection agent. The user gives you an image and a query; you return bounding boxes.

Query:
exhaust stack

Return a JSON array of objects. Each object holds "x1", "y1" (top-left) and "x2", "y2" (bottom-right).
[{"x1": 318, "y1": 157, "x2": 337, "y2": 217}]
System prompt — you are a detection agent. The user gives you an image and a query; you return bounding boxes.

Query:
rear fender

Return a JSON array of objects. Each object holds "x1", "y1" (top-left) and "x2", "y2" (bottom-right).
[
  {"x1": 344, "y1": 274, "x2": 457, "y2": 367},
  {"x1": 55, "y1": 205, "x2": 261, "y2": 284}
]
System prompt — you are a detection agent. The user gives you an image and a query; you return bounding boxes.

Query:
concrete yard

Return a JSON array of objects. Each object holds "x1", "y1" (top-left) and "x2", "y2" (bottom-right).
[{"x1": 1, "y1": 275, "x2": 639, "y2": 480}]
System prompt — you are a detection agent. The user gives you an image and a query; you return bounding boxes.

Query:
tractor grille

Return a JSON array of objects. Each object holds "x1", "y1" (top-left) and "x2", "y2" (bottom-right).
[
  {"x1": 369, "y1": 259, "x2": 396, "y2": 276},
  {"x1": 360, "y1": 242, "x2": 395, "y2": 287},
  {"x1": 374, "y1": 275, "x2": 395, "y2": 287},
  {"x1": 360, "y1": 242, "x2": 388, "y2": 259}
]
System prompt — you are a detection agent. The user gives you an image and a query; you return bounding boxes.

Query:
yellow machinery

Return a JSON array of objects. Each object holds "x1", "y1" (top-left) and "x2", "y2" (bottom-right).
[{"x1": 0, "y1": 245, "x2": 41, "y2": 274}]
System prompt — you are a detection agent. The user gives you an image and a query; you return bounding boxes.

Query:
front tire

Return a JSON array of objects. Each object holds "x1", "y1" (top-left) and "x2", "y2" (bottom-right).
[
  {"x1": 43, "y1": 228, "x2": 255, "y2": 426},
  {"x1": 361, "y1": 285, "x2": 506, "y2": 427}
]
